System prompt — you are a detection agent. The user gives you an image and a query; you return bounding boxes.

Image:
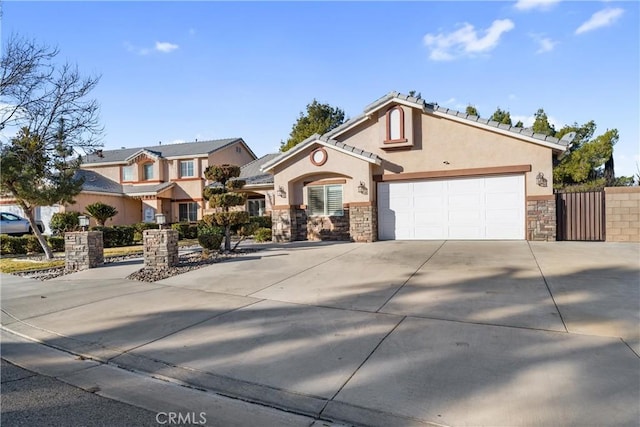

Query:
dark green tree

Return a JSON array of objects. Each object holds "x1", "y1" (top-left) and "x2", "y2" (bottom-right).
[
  {"x1": 489, "y1": 107, "x2": 512, "y2": 125},
  {"x1": 203, "y1": 164, "x2": 249, "y2": 252},
  {"x1": 1, "y1": 127, "x2": 84, "y2": 259},
  {"x1": 532, "y1": 108, "x2": 556, "y2": 136},
  {"x1": 280, "y1": 100, "x2": 345, "y2": 152},
  {"x1": 465, "y1": 105, "x2": 480, "y2": 117},
  {"x1": 514, "y1": 120, "x2": 524, "y2": 128},
  {"x1": 85, "y1": 201, "x2": 118, "y2": 226},
  {"x1": 0, "y1": 35, "x2": 102, "y2": 259}
]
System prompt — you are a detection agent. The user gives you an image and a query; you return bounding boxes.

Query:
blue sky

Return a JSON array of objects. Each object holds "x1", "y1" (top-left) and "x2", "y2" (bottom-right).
[{"x1": 2, "y1": 1, "x2": 638, "y2": 177}]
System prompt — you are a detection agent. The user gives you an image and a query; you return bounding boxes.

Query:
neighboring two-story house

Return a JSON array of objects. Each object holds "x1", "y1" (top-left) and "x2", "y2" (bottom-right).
[{"x1": 70, "y1": 138, "x2": 257, "y2": 225}]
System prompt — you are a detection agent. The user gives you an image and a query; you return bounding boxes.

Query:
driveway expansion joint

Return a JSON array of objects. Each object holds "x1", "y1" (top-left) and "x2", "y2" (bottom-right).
[{"x1": 375, "y1": 240, "x2": 447, "y2": 313}]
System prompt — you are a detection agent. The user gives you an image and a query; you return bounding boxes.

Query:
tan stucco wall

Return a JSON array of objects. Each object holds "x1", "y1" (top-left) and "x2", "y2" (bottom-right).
[
  {"x1": 273, "y1": 146, "x2": 373, "y2": 206},
  {"x1": 206, "y1": 142, "x2": 256, "y2": 170},
  {"x1": 605, "y1": 187, "x2": 640, "y2": 242},
  {"x1": 337, "y1": 110, "x2": 554, "y2": 197},
  {"x1": 84, "y1": 164, "x2": 122, "y2": 182},
  {"x1": 64, "y1": 193, "x2": 141, "y2": 226}
]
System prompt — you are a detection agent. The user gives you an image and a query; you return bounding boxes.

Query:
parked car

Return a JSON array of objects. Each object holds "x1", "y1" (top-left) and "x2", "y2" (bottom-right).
[{"x1": 0, "y1": 212, "x2": 45, "y2": 235}]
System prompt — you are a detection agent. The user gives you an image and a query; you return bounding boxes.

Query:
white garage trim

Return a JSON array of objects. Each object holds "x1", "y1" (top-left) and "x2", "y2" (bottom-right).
[{"x1": 378, "y1": 175, "x2": 525, "y2": 240}]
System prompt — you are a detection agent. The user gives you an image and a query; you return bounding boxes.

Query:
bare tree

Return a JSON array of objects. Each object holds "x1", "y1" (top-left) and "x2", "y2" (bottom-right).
[{"x1": 1, "y1": 34, "x2": 103, "y2": 259}]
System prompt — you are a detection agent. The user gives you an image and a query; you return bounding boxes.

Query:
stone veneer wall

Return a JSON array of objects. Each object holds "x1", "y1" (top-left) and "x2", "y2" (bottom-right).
[
  {"x1": 65, "y1": 231, "x2": 104, "y2": 271},
  {"x1": 527, "y1": 198, "x2": 556, "y2": 241},
  {"x1": 143, "y1": 229, "x2": 179, "y2": 269},
  {"x1": 605, "y1": 187, "x2": 640, "y2": 242},
  {"x1": 349, "y1": 205, "x2": 377, "y2": 242},
  {"x1": 307, "y1": 209, "x2": 350, "y2": 241},
  {"x1": 272, "y1": 208, "x2": 292, "y2": 242}
]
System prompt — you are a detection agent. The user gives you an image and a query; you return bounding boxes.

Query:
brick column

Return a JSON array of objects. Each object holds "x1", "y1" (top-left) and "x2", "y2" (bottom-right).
[
  {"x1": 272, "y1": 207, "x2": 292, "y2": 242},
  {"x1": 143, "y1": 229, "x2": 179, "y2": 269},
  {"x1": 65, "y1": 231, "x2": 104, "y2": 271},
  {"x1": 527, "y1": 197, "x2": 556, "y2": 241},
  {"x1": 605, "y1": 187, "x2": 640, "y2": 242}
]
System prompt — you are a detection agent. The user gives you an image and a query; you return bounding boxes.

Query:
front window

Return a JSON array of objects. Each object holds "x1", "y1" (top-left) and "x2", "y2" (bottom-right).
[
  {"x1": 308, "y1": 184, "x2": 343, "y2": 216},
  {"x1": 385, "y1": 106, "x2": 406, "y2": 142},
  {"x1": 178, "y1": 202, "x2": 198, "y2": 222},
  {"x1": 247, "y1": 198, "x2": 265, "y2": 217},
  {"x1": 180, "y1": 160, "x2": 194, "y2": 178},
  {"x1": 143, "y1": 163, "x2": 154, "y2": 180},
  {"x1": 122, "y1": 165, "x2": 134, "y2": 181}
]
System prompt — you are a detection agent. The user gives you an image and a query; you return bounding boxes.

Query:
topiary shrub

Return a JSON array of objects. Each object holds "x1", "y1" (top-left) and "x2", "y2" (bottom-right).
[
  {"x1": 197, "y1": 226, "x2": 224, "y2": 252},
  {"x1": 254, "y1": 227, "x2": 272, "y2": 243},
  {"x1": 50, "y1": 211, "x2": 80, "y2": 235}
]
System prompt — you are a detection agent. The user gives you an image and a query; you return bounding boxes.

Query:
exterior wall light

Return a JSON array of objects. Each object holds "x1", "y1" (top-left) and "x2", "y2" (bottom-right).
[
  {"x1": 78, "y1": 215, "x2": 89, "y2": 231},
  {"x1": 536, "y1": 172, "x2": 548, "y2": 187},
  {"x1": 277, "y1": 186, "x2": 287, "y2": 198},
  {"x1": 357, "y1": 181, "x2": 368, "y2": 195}
]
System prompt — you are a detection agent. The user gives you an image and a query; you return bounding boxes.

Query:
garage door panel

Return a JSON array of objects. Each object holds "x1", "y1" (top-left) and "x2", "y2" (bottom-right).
[{"x1": 378, "y1": 175, "x2": 524, "y2": 240}]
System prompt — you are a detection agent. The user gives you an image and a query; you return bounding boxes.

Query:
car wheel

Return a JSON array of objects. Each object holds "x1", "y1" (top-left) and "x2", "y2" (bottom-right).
[{"x1": 37, "y1": 225, "x2": 44, "y2": 233}]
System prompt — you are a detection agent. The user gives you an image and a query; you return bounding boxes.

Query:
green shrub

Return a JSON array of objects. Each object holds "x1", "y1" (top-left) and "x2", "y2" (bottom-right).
[
  {"x1": 254, "y1": 227, "x2": 272, "y2": 243},
  {"x1": 85, "y1": 202, "x2": 118, "y2": 226},
  {"x1": 249, "y1": 216, "x2": 272, "y2": 229},
  {"x1": 91, "y1": 225, "x2": 135, "y2": 248},
  {"x1": 50, "y1": 211, "x2": 80, "y2": 235},
  {"x1": 133, "y1": 222, "x2": 159, "y2": 243},
  {"x1": 47, "y1": 236, "x2": 65, "y2": 252},
  {"x1": 171, "y1": 222, "x2": 198, "y2": 240},
  {"x1": 0, "y1": 234, "x2": 66, "y2": 255},
  {"x1": 1, "y1": 234, "x2": 26, "y2": 255},
  {"x1": 197, "y1": 226, "x2": 224, "y2": 251},
  {"x1": 25, "y1": 235, "x2": 44, "y2": 253}
]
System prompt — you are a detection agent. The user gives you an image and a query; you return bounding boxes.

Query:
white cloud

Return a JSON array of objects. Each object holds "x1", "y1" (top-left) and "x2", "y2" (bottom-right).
[
  {"x1": 443, "y1": 97, "x2": 457, "y2": 105},
  {"x1": 514, "y1": 0, "x2": 561, "y2": 12},
  {"x1": 124, "y1": 41, "x2": 179, "y2": 55},
  {"x1": 529, "y1": 33, "x2": 558, "y2": 53},
  {"x1": 424, "y1": 19, "x2": 515, "y2": 61},
  {"x1": 155, "y1": 42, "x2": 179, "y2": 53},
  {"x1": 575, "y1": 8, "x2": 624, "y2": 34}
]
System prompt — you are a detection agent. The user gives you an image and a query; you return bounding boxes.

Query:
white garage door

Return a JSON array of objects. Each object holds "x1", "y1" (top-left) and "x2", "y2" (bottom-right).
[{"x1": 378, "y1": 175, "x2": 525, "y2": 240}]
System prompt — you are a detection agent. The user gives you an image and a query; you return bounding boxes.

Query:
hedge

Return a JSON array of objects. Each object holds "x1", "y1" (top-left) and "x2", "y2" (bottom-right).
[
  {"x1": 1, "y1": 234, "x2": 66, "y2": 255},
  {"x1": 90, "y1": 226, "x2": 135, "y2": 248},
  {"x1": 171, "y1": 222, "x2": 198, "y2": 240}
]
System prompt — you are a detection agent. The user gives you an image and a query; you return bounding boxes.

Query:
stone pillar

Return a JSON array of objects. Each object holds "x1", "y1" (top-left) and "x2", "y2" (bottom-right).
[
  {"x1": 143, "y1": 229, "x2": 179, "y2": 269},
  {"x1": 527, "y1": 197, "x2": 556, "y2": 241},
  {"x1": 605, "y1": 187, "x2": 640, "y2": 242},
  {"x1": 272, "y1": 207, "x2": 292, "y2": 243},
  {"x1": 65, "y1": 231, "x2": 104, "y2": 271},
  {"x1": 348, "y1": 204, "x2": 377, "y2": 242}
]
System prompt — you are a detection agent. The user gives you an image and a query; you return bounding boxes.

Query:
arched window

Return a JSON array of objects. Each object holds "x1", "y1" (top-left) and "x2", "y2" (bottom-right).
[{"x1": 385, "y1": 106, "x2": 406, "y2": 142}]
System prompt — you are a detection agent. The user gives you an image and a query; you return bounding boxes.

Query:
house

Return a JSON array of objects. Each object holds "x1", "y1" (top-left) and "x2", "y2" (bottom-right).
[
  {"x1": 261, "y1": 92, "x2": 570, "y2": 243},
  {"x1": 67, "y1": 138, "x2": 257, "y2": 225}
]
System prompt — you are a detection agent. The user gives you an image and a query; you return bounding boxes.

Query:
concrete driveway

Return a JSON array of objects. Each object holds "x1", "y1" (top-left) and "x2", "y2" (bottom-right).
[{"x1": 1, "y1": 240, "x2": 638, "y2": 426}]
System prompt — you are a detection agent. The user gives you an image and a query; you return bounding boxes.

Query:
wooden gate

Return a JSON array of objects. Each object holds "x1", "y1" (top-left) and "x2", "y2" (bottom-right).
[{"x1": 555, "y1": 191, "x2": 605, "y2": 241}]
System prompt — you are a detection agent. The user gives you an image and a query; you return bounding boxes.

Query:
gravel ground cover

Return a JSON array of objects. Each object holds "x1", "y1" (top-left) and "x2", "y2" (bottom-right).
[{"x1": 7, "y1": 246, "x2": 260, "y2": 282}]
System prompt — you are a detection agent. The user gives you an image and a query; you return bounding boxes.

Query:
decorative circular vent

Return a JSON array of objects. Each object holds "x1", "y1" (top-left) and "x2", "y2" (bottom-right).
[{"x1": 310, "y1": 148, "x2": 328, "y2": 166}]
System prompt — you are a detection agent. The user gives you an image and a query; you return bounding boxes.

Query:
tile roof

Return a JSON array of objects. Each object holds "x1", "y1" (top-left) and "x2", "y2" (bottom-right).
[
  {"x1": 260, "y1": 134, "x2": 381, "y2": 172},
  {"x1": 123, "y1": 182, "x2": 174, "y2": 195},
  {"x1": 75, "y1": 169, "x2": 123, "y2": 194},
  {"x1": 326, "y1": 91, "x2": 569, "y2": 148},
  {"x1": 82, "y1": 138, "x2": 245, "y2": 164},
  {"x1": 240, "y1": 153, "x2": 279, "y2": 185}
]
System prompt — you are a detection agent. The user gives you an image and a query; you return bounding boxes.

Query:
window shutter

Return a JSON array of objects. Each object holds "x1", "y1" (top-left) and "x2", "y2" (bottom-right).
[
  {"x1": 326, "y1": 185, "x2": 343, "y2": 216},
  {"x1": 308, "y1": 187, "x2": 325, "y2": 216}
]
